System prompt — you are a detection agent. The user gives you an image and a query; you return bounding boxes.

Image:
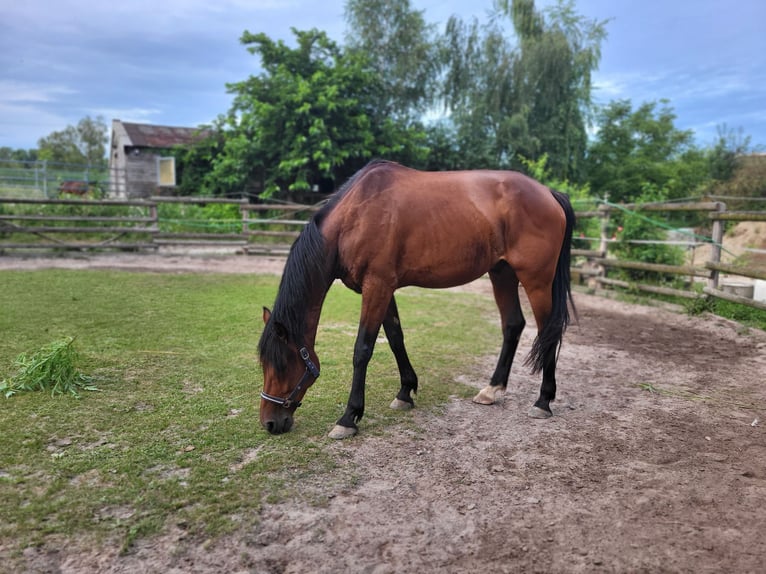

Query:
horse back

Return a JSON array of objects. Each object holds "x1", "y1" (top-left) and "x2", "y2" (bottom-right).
[{"x1": 322, "y1": 162, "x2": 566, "y2": 290}]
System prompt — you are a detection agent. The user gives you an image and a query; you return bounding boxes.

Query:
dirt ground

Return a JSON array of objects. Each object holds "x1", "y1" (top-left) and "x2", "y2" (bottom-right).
[{"x1": 3, "y1": 252, "x2": 766, "y2": 574}]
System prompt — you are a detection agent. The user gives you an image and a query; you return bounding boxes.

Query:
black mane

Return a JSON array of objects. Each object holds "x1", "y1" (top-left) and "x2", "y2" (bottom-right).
[
  {"x1": 258, "y1": 217, "x2": 329, "y2": 375},
  {"x1": 258, "y1": 160, "x2": 397, "y2": 374}
]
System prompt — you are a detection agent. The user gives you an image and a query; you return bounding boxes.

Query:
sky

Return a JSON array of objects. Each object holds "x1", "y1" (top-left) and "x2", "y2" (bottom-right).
[{"x1": 1, "y1": 0, "x2": 765, "y2": 151}]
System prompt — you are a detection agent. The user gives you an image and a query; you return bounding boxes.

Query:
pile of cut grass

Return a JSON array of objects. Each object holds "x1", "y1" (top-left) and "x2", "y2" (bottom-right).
[{"x1": 1, "y1": 336, "x2": 97, "y2": 398}]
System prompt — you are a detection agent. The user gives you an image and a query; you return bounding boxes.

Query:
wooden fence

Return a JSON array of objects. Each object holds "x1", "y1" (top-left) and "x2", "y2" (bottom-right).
[
  {"x1": 571, "y1": 200, "x2": 766, "y2": 311},
  {"x1": 0, "y1": 196, "x2": 318, "y2": 256},
  {"x1": 1, "y1": 195, "x2": 764, "y2": 310}
]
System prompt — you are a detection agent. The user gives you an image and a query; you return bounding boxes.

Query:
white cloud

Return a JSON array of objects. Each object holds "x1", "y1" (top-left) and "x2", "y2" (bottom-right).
[
  {"x1": 0, "y1": 81, "x2": 77, "y2": 104},
  {"x1": 92, "y1": 107, "x2": 162, "y2": 124}
]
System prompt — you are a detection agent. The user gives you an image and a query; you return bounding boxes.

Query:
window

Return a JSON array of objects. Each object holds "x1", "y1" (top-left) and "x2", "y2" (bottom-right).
[{"x1": 157, "y1": 157, "x2": 176, "y2": 186}]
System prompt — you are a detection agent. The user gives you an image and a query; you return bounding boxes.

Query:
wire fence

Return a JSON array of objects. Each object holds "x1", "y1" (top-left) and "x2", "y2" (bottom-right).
[{"x1": 0, "y1": 159, "x2": 113, "y2": 198}]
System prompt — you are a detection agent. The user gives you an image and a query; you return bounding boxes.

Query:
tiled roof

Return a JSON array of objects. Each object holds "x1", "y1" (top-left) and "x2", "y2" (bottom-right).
[{"x1": 120, "y1": 121, "x2": 212, "y2": 148}]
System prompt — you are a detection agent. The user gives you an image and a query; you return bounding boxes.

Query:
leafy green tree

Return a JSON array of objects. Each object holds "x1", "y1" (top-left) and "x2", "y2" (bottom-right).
[
  {"x1": 585, "y1": 99, "x2": 709, "y2": 203},
  {"x1": 0, "y1": 148, "x2": 38, "y2": 163},
  {"x1": 442, "y1": 0, "x2": 606, "y2": 178},
  {"x1": 708, "y1": 124, "x2": 752, "y2": 182},
  {"x1": 170, "y1": 130, "x2": 226, "y2": 196},
  {"x1": 211, "y1": 28, "x2": 427, "y2": 197},
  {"x1": 504, "y1": 0, "x2": 605, "y2": 179},
  {"x1": 707, "y1": 151, "x2": 766, "y2": 204},
  {"x1": 442, "y1": 14, "x2": 521, "y2": 169},
  {"x1": 344, "y1": 0, "x2": 441, "y2": 120},
  {"x1": 37, "y1": 115, "x2": 108, "y2": 165}
]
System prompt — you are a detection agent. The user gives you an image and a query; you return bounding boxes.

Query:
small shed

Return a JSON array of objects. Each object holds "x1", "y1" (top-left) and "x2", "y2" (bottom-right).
[{"x1": 109, "y1": 120, "x2": 210, "y2": 198}]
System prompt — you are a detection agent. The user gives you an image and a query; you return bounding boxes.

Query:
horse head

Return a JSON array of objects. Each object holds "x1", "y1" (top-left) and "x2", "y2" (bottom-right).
[{"x1": 259, "y1": 307, "x2": 320, "y2": 434}]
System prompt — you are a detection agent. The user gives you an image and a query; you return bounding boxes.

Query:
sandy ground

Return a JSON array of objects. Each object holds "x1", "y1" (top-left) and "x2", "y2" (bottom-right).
[{"x1": 2, "y1": 252, "x2": 766, "y2": 574}]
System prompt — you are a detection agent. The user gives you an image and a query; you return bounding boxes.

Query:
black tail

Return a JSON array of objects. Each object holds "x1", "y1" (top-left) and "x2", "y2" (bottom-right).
[{"x1": 525, "y1": 189, "x2": 577, "y2": 373}]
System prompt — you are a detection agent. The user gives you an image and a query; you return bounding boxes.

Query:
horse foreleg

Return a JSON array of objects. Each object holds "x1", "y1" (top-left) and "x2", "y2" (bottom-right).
[
  {"x1": 473, "y1": 263, "x2": 525, "y2": 405},
  {"x1": 329, "y1": 287, "x2": 391, "y2": 439},
  {"x1": 382, "y1": 296, "x2": 418, "y2": 411}
]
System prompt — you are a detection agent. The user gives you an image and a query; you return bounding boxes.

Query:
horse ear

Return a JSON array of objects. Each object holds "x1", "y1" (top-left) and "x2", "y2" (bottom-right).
[
  {"x1": 273, "y1": 321, "x2": 288, "y2": 342},
  {"x1": 263, "y1": 307, "x2": 288, "y2": 342}
]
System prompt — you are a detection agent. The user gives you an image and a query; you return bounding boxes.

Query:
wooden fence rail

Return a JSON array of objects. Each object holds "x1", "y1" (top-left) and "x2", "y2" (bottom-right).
[
  {"x1": 572, "y1": 200, "x2": 766, "y2": 311},
  {"x1": 1, "y1": 195, "x2": 765, "y2": 311}
]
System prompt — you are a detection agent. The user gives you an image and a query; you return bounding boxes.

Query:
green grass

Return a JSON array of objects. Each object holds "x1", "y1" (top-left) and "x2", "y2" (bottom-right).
[{"x1": 0, "y1": 270, "x2": 497, "y2": 555}]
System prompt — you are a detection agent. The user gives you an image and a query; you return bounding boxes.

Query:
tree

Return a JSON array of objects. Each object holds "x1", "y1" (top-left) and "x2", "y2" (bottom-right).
[
  {"x1": 211, "y1": 28, "x2": 427, "y2": 197},
  {"x1": 171, "y1": 129, "x2": 226, "y2": 196},
  {"x1": 442, "y1": 14, "x2": 521, "y2": 169},
  {"x1": 585, "y1": 99, "x2": 709, "y2": 203},
  {"x1": 506, "y1": 0, "x2": 606, "y2": 180},
  {"x1": 708, "y1": 124, "x2": 752, "y2": 182},
  {"x1": 0, "y1": 148, "x2": 38, "y2": 163},
  {"x1": 344, "y1": 0, "x2": 441, "y2": 120},
  {"x1": 37, "y1": 116, "x2": 108, "y2": 165},
  {"x1": 707, "y1": 128, "x2": 765, "y2": 203},
  {"x1": 442, "y1": 0, "x2": 606, "y2": 178}
]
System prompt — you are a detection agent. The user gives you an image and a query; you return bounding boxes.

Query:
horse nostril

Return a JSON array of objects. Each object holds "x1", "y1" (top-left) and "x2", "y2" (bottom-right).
[{"x1": 264, "y1": 414, "x2": 293, "y2": 435}]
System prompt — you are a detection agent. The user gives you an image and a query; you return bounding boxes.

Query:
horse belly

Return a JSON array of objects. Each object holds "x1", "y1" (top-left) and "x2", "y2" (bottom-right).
[{"x1": 396, "y1": 229, "x2": 497, "y2": 288}]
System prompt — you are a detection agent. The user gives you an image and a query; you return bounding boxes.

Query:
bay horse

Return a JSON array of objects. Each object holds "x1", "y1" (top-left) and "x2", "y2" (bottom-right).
[
  {"x1": 59, "y1": 180, "x2": 91, "y2": 196},
  {"x1": 259, "y1": 160, "x2": 575, "y2": 439}
]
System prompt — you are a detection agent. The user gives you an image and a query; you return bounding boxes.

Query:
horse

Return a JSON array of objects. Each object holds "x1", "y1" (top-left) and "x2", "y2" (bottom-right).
[
  {"x1": 59, "y1": 180, "x2": 101, "y2": 198},
  {"x1": 258, "y1": 160, "x2": 576, "y2": 439},
  {"x1": 59, "y1": 180, "x2": 90, "y2": 196}
]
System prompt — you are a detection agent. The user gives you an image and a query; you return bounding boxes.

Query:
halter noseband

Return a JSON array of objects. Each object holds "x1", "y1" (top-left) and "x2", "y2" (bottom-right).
[{"x1": 260, "y1": 347, "x2": 320, "y2": 409}]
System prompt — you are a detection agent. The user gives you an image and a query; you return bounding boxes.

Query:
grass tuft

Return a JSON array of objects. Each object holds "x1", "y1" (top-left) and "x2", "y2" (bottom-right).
[{"x1": 1, "y1": 337, "x2": 98, "y2": 398}]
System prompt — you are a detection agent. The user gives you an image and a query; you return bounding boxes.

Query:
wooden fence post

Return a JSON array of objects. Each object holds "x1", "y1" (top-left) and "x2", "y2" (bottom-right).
[
  {"x1": 707, "y1": 201, "x2": 726, "y2": 291},
  {"x1": 598, "y1": 194, "x2": 611, "y2": 281},
  {"x1": 149, "y1": 203, "x2": 160, "y2": 231}
]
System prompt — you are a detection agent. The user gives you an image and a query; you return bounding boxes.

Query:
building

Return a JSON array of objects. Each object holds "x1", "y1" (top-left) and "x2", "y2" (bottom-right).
[{"x1": 109, "y1": 120, "x2": 211, "y2": 198}]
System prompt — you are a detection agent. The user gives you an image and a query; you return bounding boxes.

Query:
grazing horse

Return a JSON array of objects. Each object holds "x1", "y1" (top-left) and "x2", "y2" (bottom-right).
[
  {"x1": 259, "y1": 160, "x2": 575, "y2": 439},
  {"x1": 59, "y1": 180, "x2": 91, "y2": 196}
]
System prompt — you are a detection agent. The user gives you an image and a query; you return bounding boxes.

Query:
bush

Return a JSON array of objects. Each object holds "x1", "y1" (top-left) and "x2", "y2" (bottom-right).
[{"x1": 610, "y1": 185, "x2": 685, "y2": 282}]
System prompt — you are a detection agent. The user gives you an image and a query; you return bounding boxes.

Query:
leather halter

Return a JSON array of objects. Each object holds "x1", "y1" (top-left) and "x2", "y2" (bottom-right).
[{"x1": 260, "y1": 347, "x2": 320, "y2": 409}]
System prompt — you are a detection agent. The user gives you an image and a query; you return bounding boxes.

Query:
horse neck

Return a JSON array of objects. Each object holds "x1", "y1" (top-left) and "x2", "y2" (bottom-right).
[
  {"x1": 273, "y1": 222, "x2": 336, "y2": 350},
  {"x1": 299, "y1": 282, "x2": 331, "y2": 350}
]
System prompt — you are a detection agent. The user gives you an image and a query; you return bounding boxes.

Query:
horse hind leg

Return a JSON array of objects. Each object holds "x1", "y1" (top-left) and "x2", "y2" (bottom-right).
[
  {"x1": 382, "y1": 296, "x2": 419, "y2": 411},
  {"x1": 473, "y1": 262, "x2": 525, "y2": 405},
  {"x1": 523, "y1": 283, "x2": 563, "y2": 419},
  {"x1": 528, "y1": 345, "x2": 557, "y2": 419}
]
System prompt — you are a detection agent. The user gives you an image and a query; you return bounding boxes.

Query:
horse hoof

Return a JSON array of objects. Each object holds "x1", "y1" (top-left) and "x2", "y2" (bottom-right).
[
  {"x1": 472, "y1": 385, "x2": 504, "y2": 405},
  {"x1": 390, "y1": 398, "x2": 413, "y2": 411},
  {"x1": 328, "y1": 425, "x2": 358, "y2": 440},
  {"x1": 527, "y1": 406, "x2": 552, "y2": 419}
]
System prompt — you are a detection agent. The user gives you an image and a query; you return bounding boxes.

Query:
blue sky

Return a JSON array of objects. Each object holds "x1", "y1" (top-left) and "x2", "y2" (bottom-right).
[{"x1": 1, "y1": 0, "x2": 764, "y2": 150}]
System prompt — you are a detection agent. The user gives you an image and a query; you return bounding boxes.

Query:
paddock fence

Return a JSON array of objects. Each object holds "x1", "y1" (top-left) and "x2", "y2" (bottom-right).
[
  {"x1": 0, "y1": 196, "x2": 318, "y2": 255},
  {"x1": 1, "y1": 195, "x2": 765, "y2": 310},
  {"x1": 570, "y1": 198, "x2": 766, "y2": 311}
]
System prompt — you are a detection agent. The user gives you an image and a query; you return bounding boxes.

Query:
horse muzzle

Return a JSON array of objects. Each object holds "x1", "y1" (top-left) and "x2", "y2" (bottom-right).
[{"x1": 262, "y1": 411, "x2": 294, "y2": 435}]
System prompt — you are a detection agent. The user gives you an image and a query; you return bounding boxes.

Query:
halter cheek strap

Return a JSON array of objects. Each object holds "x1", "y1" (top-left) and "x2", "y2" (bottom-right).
[{"x1": 260, "y1": 347, "x2": 320, "y2": 409}]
